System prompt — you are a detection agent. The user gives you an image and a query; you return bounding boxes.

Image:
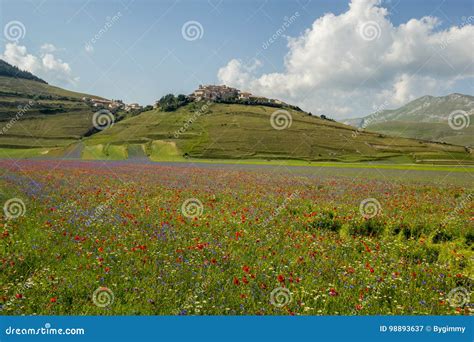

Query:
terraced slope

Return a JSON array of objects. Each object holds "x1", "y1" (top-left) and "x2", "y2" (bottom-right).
[{"x1": 85, "y1": 103, "x2": 473, "y2": 164}]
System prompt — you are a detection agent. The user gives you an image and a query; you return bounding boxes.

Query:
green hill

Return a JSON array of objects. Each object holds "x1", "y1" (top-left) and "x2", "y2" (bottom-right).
[
  {"x1": 345, "y1": 94, "x2": 474, "y2": 147},
  {"x1": 0, "y1": 59, "x2": 472, "y2": 164},
  {"x1": 0, "y1": 75, "x2": 101, "y2": 150},
  {"x1": 0, "y1": 59, "x2": 110, "y2": 156},
  {"x1": 0, "y1": 59, "x2": 47, "y2": 84},
  {"x1": 84, "y1": 102, "x2": 473, "y2": 164}
]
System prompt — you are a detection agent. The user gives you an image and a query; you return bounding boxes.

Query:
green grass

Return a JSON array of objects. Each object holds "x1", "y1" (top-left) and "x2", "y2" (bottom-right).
[
  {"x1": 1, "y1": 78, "x2": 472, "y2": 165},
  {"x1": 0, "y1": 76, "x2": 106, "y2": 149},
  {"x1": 1, "y1": 160, "x2": 472, "y2": 315},
  {"x1": 84, "y1": 102, "x2": 473, "y2": 164},
  {"x1": 148, "y1": 141, "x2": 184, "y2": 161},
  {"x1": 0, "y1": 76, "x2": 102, "y2": 99},
  {"x1": 0, "y1": 147, "x2": 52, "y2": 158},
  {"x1": 367, "y1": 120, "x2": 474, "y2": 147},
  {"x1": 181, "y1": 158, "x2": 474, "y2": 172},
  {"x1": 82, "y1": 144, "x2": 128, "y2": 160}
]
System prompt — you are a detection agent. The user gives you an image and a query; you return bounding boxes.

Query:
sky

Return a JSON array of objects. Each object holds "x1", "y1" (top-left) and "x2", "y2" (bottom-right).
[{"x1": 0, "y1": 0, "x2": 473, "y2": 118}]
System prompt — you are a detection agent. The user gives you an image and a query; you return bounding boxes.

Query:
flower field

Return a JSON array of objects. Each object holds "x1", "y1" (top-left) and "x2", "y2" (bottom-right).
[{"x1": 0, "y1": 160, "x2": 472, "y2": 315}]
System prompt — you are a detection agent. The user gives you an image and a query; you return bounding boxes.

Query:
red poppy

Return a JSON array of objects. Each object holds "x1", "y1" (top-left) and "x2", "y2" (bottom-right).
[
  {"x1": 50, "y1": 297, "x2": 57, "y2": 303},
  {"x1": 277, "y1": 274, "x2": 285, "y2": 283},
  {"x1": 15, "y1": 293, "x2": 22, "y2": 299},
  {"x1": 233, "y1": 277, "x2": 240, "y2": 285},
  {"x1": 242, "y1": 265, "x2": 250, "y2": 273},
  {"x1": 329, "y1": 288, "x2": 338, "y2": 296},
  {"x1": 242, "y1": 276, "x2": 249, "y2": 284}
]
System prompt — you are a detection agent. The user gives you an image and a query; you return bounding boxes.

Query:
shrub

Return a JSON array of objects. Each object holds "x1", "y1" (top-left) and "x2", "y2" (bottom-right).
[
  {"x1": 465, "y1": 231, "x2": 474, "y2": 246},
  {"x1": 349, "y1": 218, "x2": 385, "y2": 237},
  {"x1": 311, "y1": 211, "x2": 341, "y2": 232},
  {"x1": 432, "y1": 231, "x2": 453, "y2": 244}
]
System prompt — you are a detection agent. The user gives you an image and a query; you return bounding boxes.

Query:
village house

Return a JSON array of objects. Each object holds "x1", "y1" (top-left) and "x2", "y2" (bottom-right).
[
  {"x1": 125, "y1": 103, "x2": 143, "y2": 111},
  {"x1": 190, "y1": 84, "x2": 239, "y2": 101},
  {"x1": 238, "y1": 92, "x2": 252, "y2": 100}
]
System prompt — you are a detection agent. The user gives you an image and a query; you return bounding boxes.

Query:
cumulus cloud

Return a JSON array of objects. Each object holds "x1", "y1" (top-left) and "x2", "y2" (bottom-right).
[
  {"x1": 40, "y1": 43, "x2": 58, "y2": 53},
  {"x1": 1, "y1": 43, "x2": 79, "y2": 86},
  {"x1": 218, "y1": 0, "x2": 474, "y2": 118}
]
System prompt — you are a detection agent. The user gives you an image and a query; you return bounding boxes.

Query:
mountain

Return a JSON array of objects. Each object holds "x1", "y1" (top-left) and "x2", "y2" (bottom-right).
[
  {"x1": 0, "y1": 59, "x2": 106, "y2": 155},
  {"x1": 344, "y1": 94, "x2": 474, "y2": 146},
  {"x1": 82, "y1": 102, "x2": 473, "y2": 164}
]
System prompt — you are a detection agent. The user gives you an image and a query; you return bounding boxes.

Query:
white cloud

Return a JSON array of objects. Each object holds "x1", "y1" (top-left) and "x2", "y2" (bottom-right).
[
  {"x1": 218, "y1": 0, "x2": 474, "y2": 118},
  {"x1": 1, "y1": 43, "x2": 79, "y2": 86},
  {"x1": 40, "y1": 43, "x2": 58, "y2": 53}
]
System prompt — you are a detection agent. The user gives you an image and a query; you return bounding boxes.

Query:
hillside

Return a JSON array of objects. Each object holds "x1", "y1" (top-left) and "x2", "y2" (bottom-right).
[
  {"x1": 0, "y1": 75, "x2": 104, "y2": 151},
  {"x1": 0, "y1": 58, "x2": 112, "y2": 156},
  {"x1": 345, "y1": 94, "x2": 474, "y2": 146},
  {"x1": 0, "y1": 59, "x2": 47, "y2": 84},
  {"x1": 83, "y1": 102, "x2": 473, "y2": 164},
  {"x1": 0, "y1": 61, "x2": 472, "y2": 165}
]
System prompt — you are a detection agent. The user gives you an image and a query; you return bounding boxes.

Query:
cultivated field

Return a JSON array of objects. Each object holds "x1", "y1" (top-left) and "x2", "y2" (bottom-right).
[{"x1": 0, "y1": 160, "x2": 472, "y2": 315}]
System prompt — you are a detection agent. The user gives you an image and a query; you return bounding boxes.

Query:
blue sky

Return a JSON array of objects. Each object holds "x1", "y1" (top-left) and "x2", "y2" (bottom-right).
[{"x1": 1, "y1": 0, "x2": 473, "y2": 118}]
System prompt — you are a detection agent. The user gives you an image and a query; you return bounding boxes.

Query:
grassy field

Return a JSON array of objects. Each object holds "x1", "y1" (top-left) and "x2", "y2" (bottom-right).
[
  {"x1": 0, "y1": 76, "x2": 103, "y2": 149},
  {"x1": 0, "y1": 160, "x2": 472, "y2": 315},
  {"x1": 84, "y1": 103, "x2": 473, "y2": 164},
  {"x1": 368, "y1": 120, "x2": 474, "y2": 147}
]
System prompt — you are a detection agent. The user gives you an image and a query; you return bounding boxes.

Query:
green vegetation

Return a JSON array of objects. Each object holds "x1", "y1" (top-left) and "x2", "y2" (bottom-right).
[
  {"x1": 85, "y1": 102, "x2": 473, "y2": 164},
  {"x1": 157, "y1": 94, "x2": 189, "y2": 111},
  {"x1": 82, "y1": 144, "x2": 128, "y2": 160},
  {"x1": 0, "y1": 75, "x2": 103, "y2": 149},
  {"x1": 0, "y1": 59, "x2": 46, "y2": 84},
  {"x1": 0, "y1": 66, "x2": 471, "y2": 165},
  {"x1": 348, "y1": 93, "x2": 474, "y2": 147},
  {"x1": 0, "y1": 160, "x2": 472, "y2": 315}
]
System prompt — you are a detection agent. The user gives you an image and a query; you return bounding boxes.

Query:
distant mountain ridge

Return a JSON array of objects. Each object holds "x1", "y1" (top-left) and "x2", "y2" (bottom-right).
[
  {"x1": 0, "y1": 59, "x2": 47, "y2": 84},
  {"x1": 344, "y1": 94, "x2": 474, "y2": 146}
]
